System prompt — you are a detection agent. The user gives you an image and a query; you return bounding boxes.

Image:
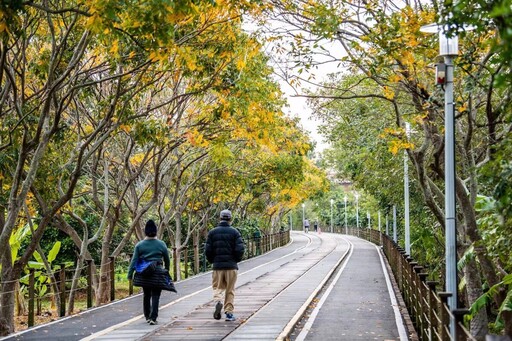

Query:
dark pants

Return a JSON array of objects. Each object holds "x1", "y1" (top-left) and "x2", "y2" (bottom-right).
[{"x1": 143, "y1": 286, "x2": 162, "y2": 321}]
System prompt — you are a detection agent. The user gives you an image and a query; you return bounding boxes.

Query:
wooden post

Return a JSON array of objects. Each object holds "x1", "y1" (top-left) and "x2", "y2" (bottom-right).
[
  {"x1": 184, "y1": 247, "x2": 189, "y2": 279},
  {"x1": 172, "y1": 247, "x2": 178, "y2": 281},
  {"x1": 202, "y1": 243, "x2": 207, "y2": 272},
  {"x1": 59, "y1": 264, "x2": 66, "y2": 317},
  {"x1": 418, "y1": 272, "x2": 428, "y2": 339},
  {"x1": 194, "y1": 244, "x2": 199, "y2": 275},
  {"x1": 87, "y1": 260, "x2": 93, "y2": 308},
  {"x1": 412, "y1": 265, "x2": 423, "y2": 327},
  {"x1": 453, "y1": 309, "x2": 470, "y2": 341},
  {"x1": 398, "y1": 250, "x2": 407, "y2": 292},
  {"x1": 28, "y1": 269, "x2": 35, "y2": 327},
  {"x1": 109, "y1": 256, "x2": 115, "y2": 302},
  {"x1": 427, "y1": 281, "x2": 438, "y2": 341},
  {"x1": 438, "y1": 292, "x2": 452, "y2": 340},
  {"x1": 408, "y1": 261, "x2": 419, "y2": 312}
]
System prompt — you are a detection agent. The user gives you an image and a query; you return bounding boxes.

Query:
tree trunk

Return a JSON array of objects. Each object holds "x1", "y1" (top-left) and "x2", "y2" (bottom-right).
[
  {"x1": 0, "y1": 290, "x2": 14, "y2": 336},
  {"x1": 463, "y1": 258, "x2": 488, "y2": 340},
  {"x1": 97, "y1": 231, "x2": 114, "y2": 304},
  {"x1": 96, "y1": 259, "x2": 111, "y2": 305},
  {"x1": 0, "y1": 262, "x2": 16, "y2": 336},
  {"x1": 174, "y1": 214, "x2": 182, "y2": 281}
]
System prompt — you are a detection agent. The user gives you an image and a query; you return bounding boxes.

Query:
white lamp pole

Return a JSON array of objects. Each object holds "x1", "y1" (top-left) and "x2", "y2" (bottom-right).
[
  {"x1": 355, "y1": 193, "x2": 359, "y2": 237},
  {"x1": 441, "y1": 30, "x2": 459, "y2": 340},
  {"x1": 330, "y1": 199, "x2": 334, "y2": 233},
  {"x1": 344, "y1": 195, "x2": 348, "y2": 234},
  {"x1": 420, "y1": 24, "x2": 466, "y2": 339},
  {"x1": 367, "y1": 211, "x2": 370, "y2": 229},
  {"x1": 404, "y1": 122, "x2": 411, "y2": 255},
  {"x1": 393, "y1": 205, "x2": 397, "y2": 243},
  {"x1": 378, "y1": 211, "x2": 382, "y2": 246}
]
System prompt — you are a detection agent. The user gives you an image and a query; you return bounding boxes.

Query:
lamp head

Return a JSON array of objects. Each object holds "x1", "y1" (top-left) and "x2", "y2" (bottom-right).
[
  {"x1": 420, "y1": 23, "x2": 475, "y2": 57},
  {"x1": 439, "y1": 31, "x2": 458, "y2": 56}
]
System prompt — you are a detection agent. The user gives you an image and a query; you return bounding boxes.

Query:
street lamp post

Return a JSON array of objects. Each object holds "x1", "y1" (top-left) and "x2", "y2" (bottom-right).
[
  {"x1": 344, "y1": 195, "x2": 348, "y2": 234},
  {"x1": 367, "y1": 211, "x2": 370, "y2": 229},
  {"x1": 378, "y1": 211, "x2": 382, "y2": 246},
  {"x1": 355, "y1": 193, "x2": 359, "y2": 237},
  {"x1": 330, "y1": 199, "x2": 334, "y2": 233},
  {"x1": 420, "y1": 24, "x2": 469, "y2": 339},
  {"x1": 302, "y1": 203, "x2": 305, "y2": 232},
  {"x1": 404, "y1": 122, "x2": 411, "y2": 255},
  {"x1": 393, "y1": 205, "x2": 397, "y2": 243}
]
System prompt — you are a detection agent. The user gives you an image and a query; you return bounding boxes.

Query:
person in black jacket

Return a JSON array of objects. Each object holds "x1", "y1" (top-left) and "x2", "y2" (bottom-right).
[{"x1": 205, "y1": 209, "x2": 245, "y2": 321}]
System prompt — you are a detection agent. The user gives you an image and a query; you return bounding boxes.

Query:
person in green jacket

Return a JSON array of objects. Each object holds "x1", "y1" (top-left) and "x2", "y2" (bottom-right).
[{"x1": 127, "y1": 220, "x2": 170, "y2": 325}]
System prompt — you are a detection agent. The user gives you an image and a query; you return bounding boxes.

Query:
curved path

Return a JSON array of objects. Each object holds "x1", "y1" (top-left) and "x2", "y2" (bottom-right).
[{"x1": 1, "y1": 232, "x2": 410, "y2": 341}]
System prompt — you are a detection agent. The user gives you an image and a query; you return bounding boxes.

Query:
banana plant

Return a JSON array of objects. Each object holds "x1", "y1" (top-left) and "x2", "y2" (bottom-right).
[
  {"x1": 464, "y1": 194, "x2": 512, "y2": 334},
  {"x1": 467, "y1": 274, "x2": 512, "y2": 333},
  {"x1": 19, "y1": 242, "x2": 62, "y2": 314},
  {"x1": 8, "y1": 223, "x2": 32, "y2": 316}
]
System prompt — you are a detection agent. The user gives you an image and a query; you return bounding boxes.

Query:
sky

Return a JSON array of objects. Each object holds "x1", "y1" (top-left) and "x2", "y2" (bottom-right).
[
  {"x1": 243, "y1": 17, "x2": 342, "y2": 155},
  {"x1": 280, "y1": 80, "x2": 330, "y2": 154}
]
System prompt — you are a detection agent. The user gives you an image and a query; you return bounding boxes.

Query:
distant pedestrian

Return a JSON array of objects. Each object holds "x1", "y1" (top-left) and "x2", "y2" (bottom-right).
[
  {"x1": 313, "y1": 221, "x2": 318, "y2": 232},
  {"x1": 205, "y1": 210, "x2": 245, "y2": 322},
  {"x1": 304, "y1": 218, "x2": 310, "y2": 233},
  {"x1": 127, "y1": 220, "x2": 171, "y2": 325}
]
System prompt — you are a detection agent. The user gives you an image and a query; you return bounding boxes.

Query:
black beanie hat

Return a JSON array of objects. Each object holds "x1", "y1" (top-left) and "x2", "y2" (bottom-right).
[{"x1": 145, "y1": 220, "x2": 157, "y2": 236}]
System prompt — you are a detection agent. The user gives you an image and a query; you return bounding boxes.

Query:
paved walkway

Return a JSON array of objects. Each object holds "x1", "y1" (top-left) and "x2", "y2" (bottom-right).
[
  {"x1": 293, "y1": 236, "x2": 408, "y2": 340},
  {"x1": 1, "y1": 232, "x2": 412, "y2": 341}
]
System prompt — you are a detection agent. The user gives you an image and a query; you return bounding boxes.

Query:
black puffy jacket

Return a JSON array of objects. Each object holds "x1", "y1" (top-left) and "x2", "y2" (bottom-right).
[{"x1": 205, "y1": 221, "x2": 245, "y2": 270}]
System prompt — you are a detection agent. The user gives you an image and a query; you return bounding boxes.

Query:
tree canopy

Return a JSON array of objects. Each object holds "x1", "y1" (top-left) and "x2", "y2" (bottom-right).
[{"x1": 0, "y1": 0, "x2": 327, "y2": 335}]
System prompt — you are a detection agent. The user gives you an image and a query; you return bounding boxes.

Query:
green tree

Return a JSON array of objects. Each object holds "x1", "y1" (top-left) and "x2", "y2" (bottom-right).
[{"x1": 261, "y1": 0, "x2": 512, "y2": 337}]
